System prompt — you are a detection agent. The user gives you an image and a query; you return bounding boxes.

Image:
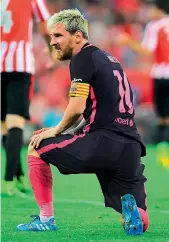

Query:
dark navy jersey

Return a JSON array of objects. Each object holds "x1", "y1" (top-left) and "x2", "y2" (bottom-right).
[{"x1": 69, "y1": 43, "x2": 146, "y2": 156}]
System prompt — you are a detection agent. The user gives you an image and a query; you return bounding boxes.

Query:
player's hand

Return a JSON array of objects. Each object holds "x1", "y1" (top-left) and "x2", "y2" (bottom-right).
[
  {"x1": 43, "y1": 47, "x2": 57, "y2": 68},
  {"x1": 30, "y1": 127, "x2": 57, "y2": 149},
  {"x1": 33, "y1": 128, "x2": 50, "y2": 135},
  {"x1": 115, "y1": 33, "x2": 131, "y2": 46}
]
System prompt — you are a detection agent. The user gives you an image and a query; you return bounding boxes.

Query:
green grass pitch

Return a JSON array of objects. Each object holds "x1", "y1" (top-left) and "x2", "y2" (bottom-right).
[{"x1": 1, "y1": 145, "x2": 169, "y2": 242}]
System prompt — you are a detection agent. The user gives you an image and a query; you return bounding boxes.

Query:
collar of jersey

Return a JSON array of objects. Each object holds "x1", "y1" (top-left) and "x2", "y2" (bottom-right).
[{"x1": 81, "y1": 42, "x2": 90, "y2": 50}]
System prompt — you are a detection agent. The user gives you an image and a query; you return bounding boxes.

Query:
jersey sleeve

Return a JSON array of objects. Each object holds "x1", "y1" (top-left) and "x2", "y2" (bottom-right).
[
  {"x1": 69, "y1": 50, "x2": 95, "y2": 98},
  {"x1": 32, "y1": 0, "x2": 51, "y2": 23},
  {"x1": 141, "y1": 21, "x2": 158, "y2": 51}
]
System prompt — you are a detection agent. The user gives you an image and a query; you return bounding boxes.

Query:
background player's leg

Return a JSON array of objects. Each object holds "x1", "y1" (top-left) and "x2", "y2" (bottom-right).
[
  {"x1": 153, "y1": 79, "x2": 166, "y2": 143},
  {"x1": 1, "y1": 73, "x2": 24, "y2": 195},
  {"x1": 4, "y1": 115, "x2": 25, "y2": 195},
  {"x1": 1, "y1": 122, "x2": 8, "y2": 148},
  {"x1": 1, "y1": 73, "x2": 8, "y2": 149},
  {"x1": 163, "y1": 118, "x2": 169, "y2": 142},
  {"x1": 155, "y1": 79, "x2": 169, "y2": 168},
  {"x1": 4, "y1": 73, "x2": 32, "y2": 194}
]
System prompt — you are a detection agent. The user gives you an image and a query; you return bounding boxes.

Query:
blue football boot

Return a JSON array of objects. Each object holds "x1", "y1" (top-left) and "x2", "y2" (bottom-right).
[
  {"x1": 121, "y1": 194, "x2": 143, "y2": 235},
  {"x1": 16, "y1": 215, "x2": 57, "y2": 231}
]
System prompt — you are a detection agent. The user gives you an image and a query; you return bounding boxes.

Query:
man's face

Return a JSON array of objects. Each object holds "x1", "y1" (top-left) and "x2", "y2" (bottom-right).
[{"x1": 50, "y1": 23, "x2": 74, "y2": 61}]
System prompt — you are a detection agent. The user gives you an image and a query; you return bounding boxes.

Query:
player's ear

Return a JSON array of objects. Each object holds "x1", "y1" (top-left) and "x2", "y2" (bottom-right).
[{"x1": 74, "y1": 31, "x2": 83, "y2": 44}]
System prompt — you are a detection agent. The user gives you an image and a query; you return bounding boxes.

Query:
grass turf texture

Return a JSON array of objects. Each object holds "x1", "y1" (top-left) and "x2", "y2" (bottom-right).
[{"x1": 1, "y1": 145, "x2": 169, "y2": 242}]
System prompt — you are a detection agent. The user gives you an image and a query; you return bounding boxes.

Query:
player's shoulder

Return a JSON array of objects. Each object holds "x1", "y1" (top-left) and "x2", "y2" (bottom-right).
[{"x1": 71, "y1": 43, "x2": 122, "y2": 70}]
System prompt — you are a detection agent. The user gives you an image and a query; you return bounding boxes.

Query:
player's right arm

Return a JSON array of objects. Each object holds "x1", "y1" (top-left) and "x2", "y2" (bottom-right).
[{"x1": 32, "y1": 0, "x2": 53, "y2": 58}]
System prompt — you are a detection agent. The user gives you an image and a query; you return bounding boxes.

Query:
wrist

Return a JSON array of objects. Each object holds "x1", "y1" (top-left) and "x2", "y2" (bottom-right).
[{"x1": 54, "y1": 126, "x2": 63, "y2": 136}]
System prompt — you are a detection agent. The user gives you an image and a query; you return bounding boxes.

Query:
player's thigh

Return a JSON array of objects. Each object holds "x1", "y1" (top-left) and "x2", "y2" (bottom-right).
[
  {"x1": 35, "y1": 134, "x2": 92, "y2": 174},
  {"x1": 1, "y1": 72, "x2": 9, "y2": 121},
  {"x1": 35, "y1": 131, "x2": 119, "y2": 174},
  {"x1": 6, "y1": 72, "x2": 32, "y2": 120}
]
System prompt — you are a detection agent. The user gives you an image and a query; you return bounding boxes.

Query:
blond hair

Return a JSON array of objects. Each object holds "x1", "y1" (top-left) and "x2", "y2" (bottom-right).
[{"x1": 47, "y1": 9, "x2": 89, "y2": 40}]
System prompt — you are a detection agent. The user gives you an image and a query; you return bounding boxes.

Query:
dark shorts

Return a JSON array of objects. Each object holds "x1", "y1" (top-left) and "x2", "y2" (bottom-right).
[
  {"x1": 1, "y1": 72, "x2": 34, "y2": 121},
  {"x1": 154, "y1": 78, "x2": 169, "y2": 118},
  {"x1": 36, "y1": 130, "x2": 147, "y2": 214}
]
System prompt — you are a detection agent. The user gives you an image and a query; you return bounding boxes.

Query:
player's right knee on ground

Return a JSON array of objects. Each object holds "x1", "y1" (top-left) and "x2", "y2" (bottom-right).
[{"x1": 28, "y1": 144, "x2": 39, "y2": 157}]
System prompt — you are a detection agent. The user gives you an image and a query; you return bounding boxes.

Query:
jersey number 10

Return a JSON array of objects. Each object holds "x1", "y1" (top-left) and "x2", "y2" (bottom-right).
[{"x1": 113, "y1": 70, "x2": 134, "y2": 114}]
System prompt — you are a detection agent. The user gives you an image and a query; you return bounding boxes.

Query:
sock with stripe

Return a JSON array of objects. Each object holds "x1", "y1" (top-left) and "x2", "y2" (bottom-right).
[{"x1": 28, "y1": 155, "x2": 54, "y2": 222}]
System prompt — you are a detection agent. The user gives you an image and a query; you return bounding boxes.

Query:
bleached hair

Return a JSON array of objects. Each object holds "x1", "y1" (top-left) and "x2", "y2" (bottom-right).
[{"x1": 47, "y1": 9, "x2": 88, "y2": 40}]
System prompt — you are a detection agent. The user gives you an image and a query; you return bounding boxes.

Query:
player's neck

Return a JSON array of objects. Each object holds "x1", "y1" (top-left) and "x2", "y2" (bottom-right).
[
  {"x1": 72, "y1": 40, "x2": 88, "y2": 56},
  {"x1": 154, "y1": 11, "x2": 167, "y2": 20}
]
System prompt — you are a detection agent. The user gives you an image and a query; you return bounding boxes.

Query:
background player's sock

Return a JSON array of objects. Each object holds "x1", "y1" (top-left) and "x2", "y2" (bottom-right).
[
  {"x1": 28, "y1": 155, "x2": 54, "y2": 219},
  {"x1": 155, "y1": 124, "x2": 165, "y2": 143},
  {"x1": 15, "y1": 161, "x2": 24, "y2": 180},
  {"x1": 5, "y1": 128, "x2": 23, "y2": 181},
  {"x1": 163, "y1": 125, "x2": 169, "y2": 142},
  {"x1": 2, "y1": 134, "x2": 7, "y2": 148}
]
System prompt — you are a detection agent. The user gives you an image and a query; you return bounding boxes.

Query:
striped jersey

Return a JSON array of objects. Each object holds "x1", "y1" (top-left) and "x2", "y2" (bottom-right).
[
  {"x1": 142, "y1": 16, "x2": 169, "y2": 79},
  {"x1": 1, "y1": 0, "x2": 51, "y2": 74}
]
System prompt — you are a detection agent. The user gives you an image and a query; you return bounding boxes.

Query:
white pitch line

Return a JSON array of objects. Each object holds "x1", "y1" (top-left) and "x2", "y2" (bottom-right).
[{"x1": 22, "y1": 195, "x2": 169, "y2": 214}]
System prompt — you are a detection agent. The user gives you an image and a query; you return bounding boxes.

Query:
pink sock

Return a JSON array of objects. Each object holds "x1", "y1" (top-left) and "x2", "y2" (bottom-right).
[
  {"x1": 138, "y1": 208, "x2": 149, "y2": 232},
  {"x1": 28, "y1": 155, "x2": 54, "y2": 217}
]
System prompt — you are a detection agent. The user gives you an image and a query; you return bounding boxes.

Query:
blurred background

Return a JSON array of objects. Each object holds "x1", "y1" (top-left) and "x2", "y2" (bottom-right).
[{"x1": 26, "y1": 0, "x2": 156, "y2": 144}]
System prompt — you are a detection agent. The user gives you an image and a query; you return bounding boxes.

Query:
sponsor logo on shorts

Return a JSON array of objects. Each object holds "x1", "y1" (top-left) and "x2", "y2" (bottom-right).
[{"x1": 115, "y1": 117, "x2": 134, "y2": 127}]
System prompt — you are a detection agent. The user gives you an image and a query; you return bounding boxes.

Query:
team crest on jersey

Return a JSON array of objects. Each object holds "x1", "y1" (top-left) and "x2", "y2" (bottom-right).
[{"x1": 70, "y1": 83, "x2": 77, "y2": 92}]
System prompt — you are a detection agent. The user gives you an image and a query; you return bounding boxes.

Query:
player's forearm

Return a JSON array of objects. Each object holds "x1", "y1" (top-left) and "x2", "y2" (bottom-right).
[
  {"x1": 127, "y1": 39, "x2": 152, "y2": 57},
  {"x1": 37, "y1": 22, "x2": 53, "y2": 53},
  {"x1": 54, "y1": 108, "x2": 82, "y2": 135}
]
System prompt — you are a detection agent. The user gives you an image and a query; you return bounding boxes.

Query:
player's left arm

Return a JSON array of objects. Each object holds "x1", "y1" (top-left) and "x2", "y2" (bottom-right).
[
  {"x1": 54, "y1": 97, "x2": 87, "y2": 135},
  {"x1": 121, "y1": 34, "x2": 153, "y2": 57},
  {"x1": 54, "y1": 50, "x2": 94, "y2": 136},
  {"x1": 32, "y1": 0, "x2": 53, "y2": 56},
  {"x1": 118, "y1": 22, "x2": 157, "y2": 57}
]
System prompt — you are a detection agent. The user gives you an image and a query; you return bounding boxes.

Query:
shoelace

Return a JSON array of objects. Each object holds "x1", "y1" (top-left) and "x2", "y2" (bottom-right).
[{"x1": 27, "y1": 215, "x2": 40, "y2": 225}]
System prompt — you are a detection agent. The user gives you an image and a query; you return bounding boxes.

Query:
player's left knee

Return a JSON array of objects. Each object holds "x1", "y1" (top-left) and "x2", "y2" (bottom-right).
[{"x1": 28, "y1": 144, "x2": 39, "y2": 157}]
